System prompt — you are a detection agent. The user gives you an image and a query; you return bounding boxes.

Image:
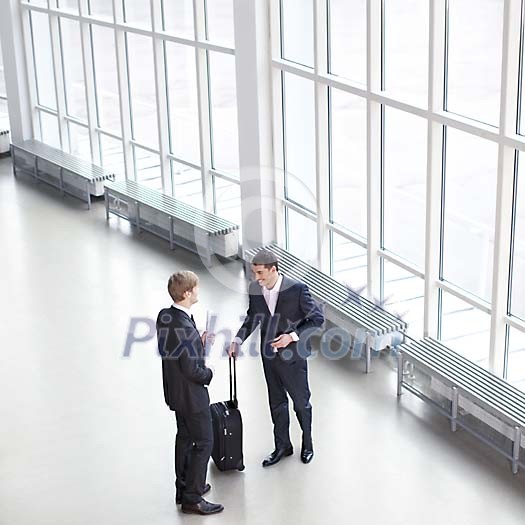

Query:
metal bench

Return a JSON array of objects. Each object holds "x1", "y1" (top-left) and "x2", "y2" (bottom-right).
[
  {"x1": 396, "y1": 337, "x2": 525, "y2": 474},
  {"x1": 11, "y1": 139, "x2": 115, "y2": 209},
  {"x1": 244, "y1": 244, "x2": 407, "y2": 372},
  {"x1": 104, "y1": 179, "x2": 240, "y2": 264},
  {"x1": 0, "y1": 129, "x2": 10, "y2": 155}
]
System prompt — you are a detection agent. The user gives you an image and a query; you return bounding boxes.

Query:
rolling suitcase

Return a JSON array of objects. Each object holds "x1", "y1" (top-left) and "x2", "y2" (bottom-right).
[{"x1": 210, "y1": 356, "x2": 245, "y2": 471}]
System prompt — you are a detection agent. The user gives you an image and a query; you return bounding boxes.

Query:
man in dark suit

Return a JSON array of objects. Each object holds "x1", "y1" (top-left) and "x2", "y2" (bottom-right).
[
  {"x1": 230, "y1": 250, "x2": 324, "y2": 467},
  {"x1": 157, "y1": 271, "x2": 224, "y2": 515}
]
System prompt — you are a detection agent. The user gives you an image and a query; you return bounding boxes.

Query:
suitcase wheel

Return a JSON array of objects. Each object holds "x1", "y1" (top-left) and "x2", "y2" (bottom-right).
[{"x1": 238, "y1": 464, "x2": 245, "y2": 471}]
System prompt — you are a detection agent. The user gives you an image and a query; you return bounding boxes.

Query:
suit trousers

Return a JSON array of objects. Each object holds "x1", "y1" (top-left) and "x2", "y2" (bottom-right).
[
  {"x1": 174, "y1": 407, "x2": 213, "y2": 505},
  {"x1": 262, "y1": 355, "x2": 312, "y2": 451}
]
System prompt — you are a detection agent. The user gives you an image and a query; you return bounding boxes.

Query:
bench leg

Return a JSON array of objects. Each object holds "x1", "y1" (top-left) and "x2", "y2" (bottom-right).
[
  {"x1": 135, "y1": 201, "x2": 141, "y2": 232},
  {"x1": 450, "y1": 386, "x2": 459, "y2": 432},
  {"x1": 169, "y1": 216, "x2": 174, "y2": 249},
  {"x1": 512, "y1": 426, "x2": 521, "y2": 474},
  {"x1": 86, "y1": 180, "x2": 91, "y2": 210},
  {"x1": 59, "y1": 167, "x2": 65, "y2": 196},
  {"x1": 34, "y1": 156, "x2": 39, "y2": 183},
  {"x1": 105, "y1": 191, "x2": 110, "y2": 221},
  {"x1": 365, "y1": 335, "x2": 371, "y2": 374},
  {"x1": 396, "y1": 351, "x2": 403, "y2": 397},
  {"x1": 11, "y1": 147, "x2": 17, "y2": 177}
]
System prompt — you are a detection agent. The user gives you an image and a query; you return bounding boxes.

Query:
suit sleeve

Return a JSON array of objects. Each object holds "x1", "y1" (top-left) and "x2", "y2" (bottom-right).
[
  {"x1": 294, "y1": 283, "x2": 324, "y2": 336},
  {"x1": 235, "y1": 285, "x2": 261, "y2": 343},
  {"x1": 177, "y1": 327, "x2": 213, "y2": 385}
]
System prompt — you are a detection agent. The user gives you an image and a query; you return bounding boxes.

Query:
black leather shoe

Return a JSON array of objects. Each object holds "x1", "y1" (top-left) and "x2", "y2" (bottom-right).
[
  {"x1": 262, "y1": 446, "x2": 293, "y2": 467},
  {"x1": 181, "y1": 499, "x2": 224, "y2": 515},
  {"x1": 301, "y1": 448, "x2": 314, "y2": 464},
  {"x1": 176, "y1": 483, "x2": 211, "y2": 505}
]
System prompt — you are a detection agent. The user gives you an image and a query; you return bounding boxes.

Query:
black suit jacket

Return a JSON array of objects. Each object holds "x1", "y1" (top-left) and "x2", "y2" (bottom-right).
[
  {"x1": 236, "y1": 275, "x2": 324, "y2": 361},
  {"x1": 156, "y1": 306, "x2": 213, "y2": 414}
]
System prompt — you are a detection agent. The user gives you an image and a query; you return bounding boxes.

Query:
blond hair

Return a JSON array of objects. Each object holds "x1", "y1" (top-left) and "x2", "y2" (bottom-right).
[{"x1": 168, "y1": 271, "x2": 199, "y2": 302}]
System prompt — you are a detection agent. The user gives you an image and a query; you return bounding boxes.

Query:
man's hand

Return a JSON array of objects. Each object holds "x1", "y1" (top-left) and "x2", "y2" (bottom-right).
[
  {"x1": 271, "y1": 333, "x2": 293, "y2": 349},
  {"x1": 229, "y1": 341, "x2": 240, "y2": 357}
]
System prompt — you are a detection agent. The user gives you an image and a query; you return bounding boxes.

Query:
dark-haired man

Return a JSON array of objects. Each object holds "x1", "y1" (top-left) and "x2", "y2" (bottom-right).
[
  {"x1": 157, "y1": 271, "x2": 224, "y2": 515},
  {"x1": 230, "y1": 250, "x2": 324, "y2": 467}
]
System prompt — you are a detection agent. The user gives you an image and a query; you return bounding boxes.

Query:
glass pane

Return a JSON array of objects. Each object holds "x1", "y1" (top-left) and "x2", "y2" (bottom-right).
[
  {"x1": 31, "y1": 12, "x2": 57, "y2": 110},
  {"x1": 283, "y1": 73, "x2": 316, "y2": 211},
  {"x1": 88, "y1": 0, "x2": 113, "y2": 19},
  {"x1": 332, "y1": 232, "x2": 367, "y2": 296},
  {"x1": 446, "y1": 0, "x2": 504, "y2": 126},
  {"x1": 205, "y1": 0, "x2": 235, "y2": 47},
  {"x1": 440, "y1": 290, "x2": 491, "y2": 369},
  {"x1": 507, "y1": 327, "x2": 525, "y2": 391},
  {"x1": 0, "y1": 40, "x2": 5, "y2": 97},
  {"x1": 166, "y1": 42, "x2": 200, "y2": 166},
  {"x1": 443, "y1": 128, "x2": 498, "y2": 302},
  {"x1": 328, "y1": 0, "x2": 366, "y2": 85},
  {"x1": 382, "y1": 260, "x2": 424, "y2": 339},
  {"x1": 100, "y1": 134, "x2": 125, "y2": 179},
  {"x1": 122, "y1": 0, "x2": 151, "y2": 29},
  {"x1": 281, "y1": 0, "x2": 314, "y2": 68},
  {"x1": 162, "y1": 0, "x2": 194, "y2": 37},
  {"x1": 68, "y1": 122, "x2": 91, "y2": 161},
  {"x1": 511, "y1": 154, "x2": 525, "y2": 320},
  {"x1": 39, "y1": 111, "x2": 61, "y2": 149},
  {"x1": 91, "y1": 25, "x2": 121, "y2": 133},
  {"x1": 521, "y1": 21, "x2": 525, "y2": 135},
  {"x1": 208, "y1": 51, "x2": 239, "y2": 176},
  {"x1": 28, "y1": 0, "x2": 48, "y2": 6},
  {"x1": 383, "y1": 107, "x2": 427, "y2": 268},
  {"x1": 330, "y1": 88, "x2": 367, "y2": 237},
  {"x1": 171, "y1": 160, "x2": 202, "y2": 208},
  {"x1": 287, "y1": 208, "x2": 317, "y2": 265},
  {"x1": 126, "y1": 33, "x2": 158, "y2": 149},
  {"x1": 214, "y1": 178, "x2": 241, "y2": 225},
  {"x1": 59, "y1": 18, "x2": 87, "y2": 121},
  {"x1": 0, "y1": 99, "x2": 10, "y2": 129},
  {"x1": 383, "y1": 0, "x2": 429, "y2": 107},
  {"x1": 57, "y1": 0, "x2": 78, "y2": 13},
  {"x1": 134, "y1": 147, "x2": 162, "y2": 191}
]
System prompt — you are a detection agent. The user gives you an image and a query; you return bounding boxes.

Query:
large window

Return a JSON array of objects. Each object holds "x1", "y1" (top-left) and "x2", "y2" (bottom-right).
[
  {"x1": 272, "y1": 0, "x2": 525, "y2": 389},
  {"x1": 22, "y1": 0, "x2": 240, "y2": 216}
]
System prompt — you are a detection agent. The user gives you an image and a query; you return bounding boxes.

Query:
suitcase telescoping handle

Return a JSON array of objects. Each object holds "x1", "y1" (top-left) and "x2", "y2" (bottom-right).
[{"x1": 229, "y1": 354, "x2": 238, "y2": 407}]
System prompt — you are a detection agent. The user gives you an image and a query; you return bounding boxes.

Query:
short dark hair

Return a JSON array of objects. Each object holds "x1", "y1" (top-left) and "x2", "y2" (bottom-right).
[{"x1": 251, "y1": 249, "x2": 279, "y2": 272}]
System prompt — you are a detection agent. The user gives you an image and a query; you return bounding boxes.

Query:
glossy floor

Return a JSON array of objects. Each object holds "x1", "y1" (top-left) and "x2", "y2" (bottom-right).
[{"x1": 0, "y1": 157, "x2": 524, "y2": 525}]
